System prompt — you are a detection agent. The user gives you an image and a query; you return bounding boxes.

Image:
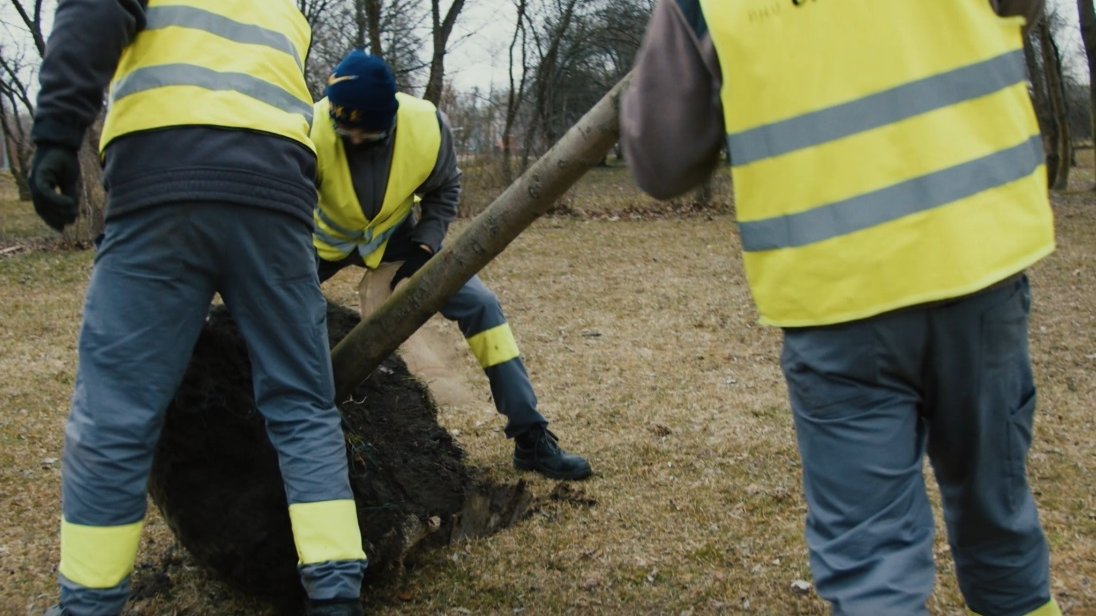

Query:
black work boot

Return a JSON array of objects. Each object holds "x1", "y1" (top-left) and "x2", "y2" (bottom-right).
[
  {"x1": 306, "y1": 599, "x2": 364, "y2": 616},
  {"x1": 513, "y1": 427, "x2": 592, "y2": 480}
]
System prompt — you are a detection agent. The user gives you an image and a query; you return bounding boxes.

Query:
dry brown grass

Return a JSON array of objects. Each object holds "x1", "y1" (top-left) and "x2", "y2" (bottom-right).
[{"x1": 0, "y1": 165, "x2": 1093, "y2": 615}]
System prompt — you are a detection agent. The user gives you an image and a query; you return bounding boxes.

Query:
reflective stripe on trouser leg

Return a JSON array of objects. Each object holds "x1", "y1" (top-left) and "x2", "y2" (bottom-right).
[
  {"x1": 466, "y1": 323, "x2": 520, "y2": 368},
  {"x1": 440, "y1": 275, "x2": 546, "y2": 437},
  {"x1": 59, "y1": 520, "x2": 143, "y2": 614},
  {"x1": 967, "y1": 598, "x2": 1062, "y2": 616},
  {"x1": 781, "y1": 313, "x2": 936, "y2": 616},
  {"x1": 58, "y1": 205, "x2": 219, "y2": 615},
  {"x1": 289, "y1": 500, "x2": 365, "y2": 563},
  {"x1": 218, "y1": 206, "x2": 365, "y2": 601},
  {"x1": 925, "y1": 277, "x2": 1053, "y2": 616}
]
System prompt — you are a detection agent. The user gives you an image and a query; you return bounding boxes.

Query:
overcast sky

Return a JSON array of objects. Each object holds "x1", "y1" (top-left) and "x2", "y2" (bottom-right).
[
  {"x1": 0, "y1": 0, "x2": 1087, "y2": 95},
  {"x1": 445, "y1": 0, "x2": 518, "y2": 93},
  {"x1": 0, "y1": 0, "x2": 518, "y2": 93}
]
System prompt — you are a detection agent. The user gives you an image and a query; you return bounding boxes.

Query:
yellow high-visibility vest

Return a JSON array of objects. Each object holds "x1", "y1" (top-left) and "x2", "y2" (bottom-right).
[
  {"x1": 699, "y1": 0, "x2": 1055, "y2": 327},
  {"x1": 100, "y1": 0, "x2": 314, "y2": 152},
  {"x1": 311, "y1": 93, "x2": 441, "y2": 267}
]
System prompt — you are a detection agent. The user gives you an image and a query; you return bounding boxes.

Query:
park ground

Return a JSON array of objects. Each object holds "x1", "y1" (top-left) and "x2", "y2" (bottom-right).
[{"x1": 0, "y1": 159, "x2": 1093, "y2": 615}]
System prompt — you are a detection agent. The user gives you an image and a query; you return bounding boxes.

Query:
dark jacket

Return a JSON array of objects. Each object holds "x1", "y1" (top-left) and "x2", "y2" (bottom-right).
[
  {"x1": 339, "y1": 109, "x2": 462, "y2": 257},
  {"x1": 32, "y1": 0, "x2": 317, "y2": 225}
]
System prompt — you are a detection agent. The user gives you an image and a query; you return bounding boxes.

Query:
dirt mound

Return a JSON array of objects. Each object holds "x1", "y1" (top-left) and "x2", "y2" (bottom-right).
[{"x1": 148, "y1": 301, "x2": 530, "y2": 608}]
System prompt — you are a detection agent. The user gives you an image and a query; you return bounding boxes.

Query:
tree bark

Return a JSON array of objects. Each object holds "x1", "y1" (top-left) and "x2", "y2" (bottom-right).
[
  {"x1": 364, "y1": 0, "x2": 384, "y2": 57},
  {"x1": 501, "y1": 0, "x2": 530, "y2": 182},
  {"x1": 331, "y1": 74, "x2": 631, "y2": 401},
  {"x1": 3, "y1": 0, "x2": 105, "y2": 242},
  {"x1": 1039, "y1": 20, "x2": 1071, "y2": 190},
  {"x1": 423, "y1": 0, "x2": 466, "y2": 105},
  {"x1": 1078, "y1": 0, "x2": 1096, "y2": 187}
]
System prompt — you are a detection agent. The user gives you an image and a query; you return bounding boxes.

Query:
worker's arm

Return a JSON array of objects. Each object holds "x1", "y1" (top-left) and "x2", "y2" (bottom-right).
[
  {"x1": 33, "y1": 0, "x2": 148, "y2": 148},
  {"x1": 992, "y1": 0, "x2": 1044, "y2": 25},
  {"x1": 620, "y1": 0, "x2": 724, "y2": 201},
  {"x1": 410, "y1": 110, "x2": 462, "y2": 254}
]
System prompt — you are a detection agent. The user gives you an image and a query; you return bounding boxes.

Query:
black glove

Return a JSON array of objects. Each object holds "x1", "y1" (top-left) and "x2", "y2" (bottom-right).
[
  {"x1": 29, "y1": 145, "x2": 81, "y2": 232},
  {"x1": 390, "y1": 245, "x2": 434, "y2": 290}
]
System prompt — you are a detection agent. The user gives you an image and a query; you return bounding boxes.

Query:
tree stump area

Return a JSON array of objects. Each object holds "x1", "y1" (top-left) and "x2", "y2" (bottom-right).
[{"x1": 148, "y1": 302, "x2": 532, "y2": 607}]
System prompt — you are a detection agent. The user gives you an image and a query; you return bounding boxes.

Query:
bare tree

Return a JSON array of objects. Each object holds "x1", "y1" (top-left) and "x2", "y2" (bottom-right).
[
  {"x1": 2, "y1": 0, "x2": 106, "y2": 241},
  {"x1": 0, "y1": 47, "x2": 35, "y2": 200},
  {"x1": 1077, "y1": 0, "x2": 1096, "y2": 187},
  {"x1": 304, "y1": 0, "x2": 429, "y2": 97},
  {"x1": 512, "y1": 0, "x2": 649, "y2": 168},
  {"x1": 7, "y1": 0, "x2": 46, "y2": 55},
  {"x1": 1038, "y1": 18, "x2": 1072, "y2": 190},
  {"x1": 364, "y1": 0, "x2": 383, "y2": 55},
  {"x1": 297, "y1": 0, "x2": 335, "y2": 34},
  {"x1": 500, "y1": 0, "x2": 530, "y2": 181},
  {"x1": 521, "y1": 0, "x2": 581, "y2": 169},
  {"x1": 422, "y1": 0, "x2": 465, "y2": 104}
]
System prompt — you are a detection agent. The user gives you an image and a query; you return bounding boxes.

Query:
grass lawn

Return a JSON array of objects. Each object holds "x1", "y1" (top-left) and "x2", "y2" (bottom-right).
[{"x1": 0, "y1": 162, "x2": 1093, "y2": 615}]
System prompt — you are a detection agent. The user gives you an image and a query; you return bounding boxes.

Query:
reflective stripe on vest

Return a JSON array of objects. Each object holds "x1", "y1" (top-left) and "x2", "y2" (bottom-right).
[
  {"x1": 313, "y1": 206, "x2": 405, "y2": 262},
  {"x1": 311, "y1": 93, "x2": 442, "y2": 268},
  {"x1": 699, "y1": 0, "x2": 1055, "y2": 327},
  {"x1": 100, "y1": 0, "x2": 314, "y2": 152}
]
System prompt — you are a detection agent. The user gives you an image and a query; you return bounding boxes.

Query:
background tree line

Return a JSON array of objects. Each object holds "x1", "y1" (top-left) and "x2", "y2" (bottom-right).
[{"x1": 1, "y1": 0, "x2": 1093, "y2": 244}]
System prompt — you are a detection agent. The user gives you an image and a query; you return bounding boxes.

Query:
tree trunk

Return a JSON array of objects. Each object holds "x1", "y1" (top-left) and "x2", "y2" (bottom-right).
[
  {"x1": 423, "y1": 0, "x2": 466, "y2": 105},
  {"x1": 364, "y1": 0, "x2": 384, "y2": 57},
  {"x1": 1039, "y1": 20, "x2": 1071, "y2": 190},
  {"x1": 1078, "y1": 0, "x2": 1096, "y2": 187},
  {"x1": 501, "y1": 0, "x2": 530, "y2": 183},
  {"x1": 524, "y1": 0, "x2": 580, "y2": 172},
  {"x1": 1024, "y1": 33, "x2": 1056, "y2": 183},
  {"x1": 331, "y1": 74, "x2": 631, "y2": 401}
]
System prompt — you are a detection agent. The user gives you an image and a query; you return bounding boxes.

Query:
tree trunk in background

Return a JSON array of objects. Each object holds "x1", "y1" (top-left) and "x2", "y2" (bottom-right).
[
  {"x1": 363, "y1": 0, "x2": 383, "y2": 56},
  {"x1": 0, "y1": 106, "x2": 32, "y2": 201},
  {"x1": 1038, "y1": 20, "x2": 1071, "y2": 190},
  {"x1": 1078, "y1": 0, "x2": 1096, "y2": 187},
  {"x1": 76, "y1": 120, "x2": 106, "y2": 240},
  {"x1": 2, "y1": 0, "x2": 104, "y2": 243},
  {"x1": 423, "y1": 0, "x2": 466, "y2": 105},
  {"x1": 522, "y1": 0, "x2": 580, "y2": 170},
  {"x1": 1024, "y1": 34, "x2": 1056, "y2": 183},
  {"x1": 501, "y1": 0, "x2": 530, "y2": 182}
]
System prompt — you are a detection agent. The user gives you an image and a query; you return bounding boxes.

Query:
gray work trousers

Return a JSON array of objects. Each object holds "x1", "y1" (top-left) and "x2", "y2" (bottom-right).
[
  {"x1": 781, "y1": 276, "x2": 1051, "y2": 616},
  {"x1": 58, "y1": 203, "x2": 364, "y2": 615},
  {"x1": 436, "y1": 274, "x2": 546, "y2": 438}
]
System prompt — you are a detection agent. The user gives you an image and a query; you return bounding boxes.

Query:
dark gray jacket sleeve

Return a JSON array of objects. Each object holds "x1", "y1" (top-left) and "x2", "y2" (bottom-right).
[
  {"x1": 410, "y1": 110, "x2": 462, "y2": 252},
  {"x1": 992, "y1": 0, "x2": 1044, "y2": 25},
  {"x1": 620, "y1": 0, "x2": 724, "y2": 200},
  {"x1": 32, "y1": 0, "x2": 147, "y2": 149}
]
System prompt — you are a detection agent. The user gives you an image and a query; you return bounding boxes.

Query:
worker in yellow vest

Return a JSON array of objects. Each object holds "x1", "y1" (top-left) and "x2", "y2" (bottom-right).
[
  {"x1": 622, "y1": 1, "x2": 1058, "y2": 615},
  {"x1": 28, "y1": 2, "x2": 365, "y2": 615},
  {"x1": 312, "y1": 50, "x2": 592, "y2": 481}
]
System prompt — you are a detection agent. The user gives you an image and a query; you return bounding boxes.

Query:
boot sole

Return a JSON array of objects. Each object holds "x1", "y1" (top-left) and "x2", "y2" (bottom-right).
[{"x1": 514, "y1": 459, "x2": 593, "y2": 481}]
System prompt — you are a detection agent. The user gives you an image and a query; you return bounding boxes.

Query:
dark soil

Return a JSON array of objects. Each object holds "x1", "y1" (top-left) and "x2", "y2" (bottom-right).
[{"x1": 148, "y1": 301, "x2": 530, "y2": 609}]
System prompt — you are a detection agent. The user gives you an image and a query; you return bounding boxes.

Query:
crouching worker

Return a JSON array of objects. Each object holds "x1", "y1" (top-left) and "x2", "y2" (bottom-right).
[{"x1": 311, "y1": 50, "x2": 593, "y2": 481}]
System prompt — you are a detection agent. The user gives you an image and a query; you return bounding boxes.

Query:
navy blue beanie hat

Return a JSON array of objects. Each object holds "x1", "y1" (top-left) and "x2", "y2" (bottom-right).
[{"x1": 325, "y1": 50, "x2": 399, "y2": 132}]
